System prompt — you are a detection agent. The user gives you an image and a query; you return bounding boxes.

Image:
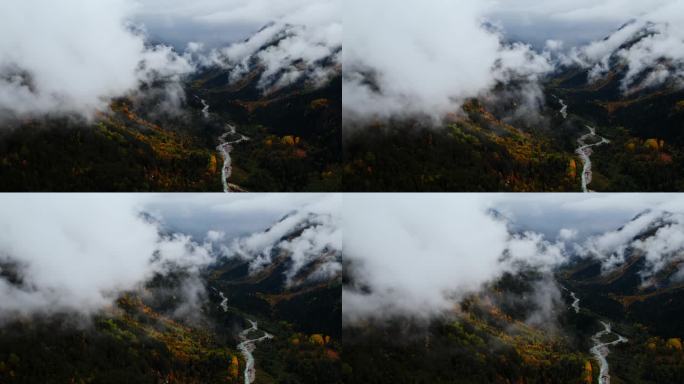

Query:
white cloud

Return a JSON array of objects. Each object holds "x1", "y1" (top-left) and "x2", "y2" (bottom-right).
[
  {"x1": 343, "y1": 0, "x2": 552, "y2": 123},
  {"x1": 0, "y1": 0, "x2": 194, "y2": 120},
  {"x1": 200, "y1": 0, "x2": 341, "y2": 91},
  {"x1": 0, "y1": 195, "x2": 212, "y2": 318},
  {"x1": 0, "y1": 0, "x2": 339, "y2": 120},
  {"x1": 343, "y1": 194, "x2": 684, "y2": 323},
  {"x1": 554, "y1": 1, "x2": 684, "y2": 91},
  {"x1": 224, "y1": 194, "x2": 342, "y2": 286},
  {"x1": 0, "y1": 193, "x2": 333, "y2": 320},
  {"x1": 342, "y1": 194, "x2": 571, "y2": 322}
]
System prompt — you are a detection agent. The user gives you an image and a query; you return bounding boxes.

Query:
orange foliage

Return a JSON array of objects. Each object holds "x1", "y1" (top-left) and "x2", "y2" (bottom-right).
[
  {"x1": 228, "y1": 355, "x2": 239, "y2": 379},
  {"x1": 667, "y1": 338, "x2": 682, "y2": 351},
  {"x1": 207, "y1": 154, "x2": 218, "y2": 174},
  {"x1": 583, "y1": 360, "x2": 593, "y2": 384},
  {"x1": 568, "y1": 159, "x2": 577, "y2": 179},
  {"x1": 309, "y1": 98, "x2": 330, "y2": 110},
  {"x1": 309, "y1": 334, "x2": 326, "y2": 346},
  {"x1": 645, "y1": 139, "x2": 660, "y2": 151}
]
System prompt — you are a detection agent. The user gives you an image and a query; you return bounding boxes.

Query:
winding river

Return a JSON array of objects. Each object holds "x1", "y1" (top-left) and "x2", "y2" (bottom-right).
[
  {"x1": 555, "y1": 96, "x2": 569, "y2": 119},
  {"x1": 561, "y1": 286, "x2": 580, "y2": 314},
  {"x1": 237, "y1": 320, "x2": 273, "y2": 384},
  {"x1": 590, "y1": 322, "x2": 628, "y2": 384},
  {"x1": 554, "y1": 96, "x2": 610, "y2": 192},
  {"x1": 197, "y1": 96, "x2": 210, "y2": 119},
  {"x1": 564, "y1": 288, "x2": 627, "y2": 384},
  {"x1": 569, "y1": 291, "x2": 580, "y2": 314},
  {"x1": 576, "y1": 125, "x2": 610, "y2": 193},
  {"x1": 217, "y1": 123, "x2": 250, "y2": 193},
  {"x1": 196, "y1": 97, "x2": 250, "y2": 192}
]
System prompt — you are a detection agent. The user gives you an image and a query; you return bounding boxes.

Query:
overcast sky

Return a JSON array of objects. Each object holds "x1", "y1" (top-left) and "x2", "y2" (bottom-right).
[
  {"x1": 488, "y1": 0, "x2": 676, "y2": 47},
  {"x1": 130, "y1": 0, "x2": 341, "y2": 49}
]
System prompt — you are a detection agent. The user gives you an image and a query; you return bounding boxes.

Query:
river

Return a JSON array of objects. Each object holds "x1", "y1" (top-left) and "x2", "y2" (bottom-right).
[
  {"x1": 564, "y1": 288, "x2": 627, "y2": 384},
  {"x1": 576, "y1": 125, "x2": 610, "y2": 193},
  {"x1": 237, "y1": 320, "x2": 273, "y2": 384},
  {"x1": 217, "y1": 123, "x2": 250, "y2": 193},
  {"x1": 196, "y1": 97, "x2": 250, "y2": 192},
  {"x1": 555, "y1": 96, "x2": 568, "y2": 119},
  {"x1": 197, "y1": 96, "x2": 210, "y2": 119},
  {"x1": 554, "y1": 96, "x2": 610, "y2": 192},
  {"x1": 590, "y1": 321, "x2": 628, "y2": 384}
]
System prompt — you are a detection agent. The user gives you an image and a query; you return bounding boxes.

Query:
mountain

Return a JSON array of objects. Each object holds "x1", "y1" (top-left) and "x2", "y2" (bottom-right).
[
  {"x1": 189, "y1": 57, "x2": 342, "y2": 192},
  {"x1": 343, "y1": 97, "x2": 577, "y2": 192},
  {"x1": 0, "y1": 217, "x2": 342, "y2": 383},
  {"x1": 0, "y1": 29, "x2": 342, "y2": 192},
  {"x1": 344, "y1": 209, "x2": 684, "y2": 384},
  {"x1": 546, "y1": 23, "x2": 684, "y2": 191},
  {"x1": 343, "y1": 270, "x2": 592, "y2": 384},
  {"x1": 343, "y1": 22, "x2": 684, "y2": 192},
  {"x1": 548, "y1": 210, "x2": 684, "y2": 384},
  {"x1": 560, "y1": 211, "x2": 684, "y2": 338}
]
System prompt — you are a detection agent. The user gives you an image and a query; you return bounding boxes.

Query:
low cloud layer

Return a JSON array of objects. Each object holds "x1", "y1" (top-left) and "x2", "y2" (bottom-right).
[
  {"x1": 580, "y1": 208, "x2": 684, "y2": 282},
  {"x1": 0, "y1": 0, "x2": 339, "y2": 121},
  {"x1": 562, "y1": 1, "x2": 684, "y2": 92},
  {"x1": 0, "y1": 195, "x2": 212, "y2": 319},
  {"x1": 343, "y1": 0, "x2": 551, "y2": 122},
  {"x1": 0, "y1": 0, "x2": 194, "y2": 120},
  {"x1": 342, "y1": 195, "x2": 568, "y2": 322},
  {"x1": 225, "y1": 194, "x2": 342, "y2": 286},
  {"x1": 0, "y1": 194, "x2": 337, "y2": 321},
  {"x1": 343, "y1": 0, "x2": 684, "y2": 123},
  {"x1": 343, "y1": 194, "x2": 684, "y2": 323},
  {"x1": 196, "y1": 0, "x2": 341, "y2": 91}
]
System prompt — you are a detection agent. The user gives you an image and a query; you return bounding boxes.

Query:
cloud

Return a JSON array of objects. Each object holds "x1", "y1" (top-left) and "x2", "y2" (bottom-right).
[
  {"x1": 196, "y1": 0, "x2": 341, "y2": 91},
  {"x1": 0, "y1": 195, "x2": 213, "y2": 319},
  {"x1": 342, "y1": 0, "x2": 553, "y2": 123},
  {"x1": 0, "y1": 0, "x2": 194, "y2": 120},
  {"x1": 580, "y1": 209, "x2": 684, "y2": 281},
  {"x1": 342, "y1": 195, "x2": 571, "y2": 323},
  {"x1": 342, "y1": 194, "x2": 684, "y2": 323},
  {"x1": 0, "y1": 193, "x2": 331, "y2": 321},
  {"x1": 558, "y1": 1, "x2": 684, "y2": 91},
  {"x1": 225, "y1": 194, "x2": 342, "y2": 287},
  {"x1": 343, "y1": 0, "x2": 684, "y2": 123}
]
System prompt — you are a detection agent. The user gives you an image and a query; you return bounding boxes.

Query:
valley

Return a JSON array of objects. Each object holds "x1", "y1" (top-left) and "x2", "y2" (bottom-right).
[
  {"x1": 342, "y1": 199, "x2": 684, "y2": 384},
  {"x1": 343, "y1": 18, "x2": 684, "y2": 192},
  {"x1": 0, "y1": 202, "x2": 343, "y2": 384},
  {"x1": 0, "y1": 48, "x2": 341, "y2": 193}
]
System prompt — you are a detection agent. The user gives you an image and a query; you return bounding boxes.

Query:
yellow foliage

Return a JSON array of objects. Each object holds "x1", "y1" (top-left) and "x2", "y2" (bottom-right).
[
  {"x1": 309, "y1": 334, "x2": 326, "y2": 346},
  {"x1": 647, "y1": 342, "x2": 657, "y2": 351},
  {"x1": 207, "y1": 154, "x2": 218, "y2": 174},
  {"x1": 666, "y1": 338, "x2": 682, "y2": 351},
  {"x1": 645, "y1": 138, "x2": 660, "y2": 151},
  {"x1": 228, "y1": 355, "x2": 239, "y2": 379},
  {"x1": 583, "y1": 360, "x2": 593, "y2": 384},
  {"x1": 281, "y1": 136, "x2": 297, "y2": 146},
  {"x1": 626, "y1": 142, "x2": 637, "y2": 152}
]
